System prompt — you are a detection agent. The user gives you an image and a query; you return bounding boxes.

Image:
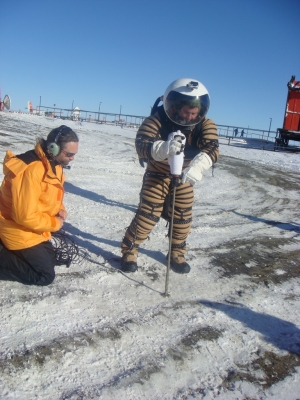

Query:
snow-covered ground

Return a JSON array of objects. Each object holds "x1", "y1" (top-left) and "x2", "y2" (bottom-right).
[{"x1": 0, "y1": 112, "x2": 300, "y2": 400}]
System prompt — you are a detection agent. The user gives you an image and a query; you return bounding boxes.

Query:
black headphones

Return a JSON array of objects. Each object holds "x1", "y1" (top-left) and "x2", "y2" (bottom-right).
[{"x1": 47, "y1": 125, "x2": 68, "y2": 157}]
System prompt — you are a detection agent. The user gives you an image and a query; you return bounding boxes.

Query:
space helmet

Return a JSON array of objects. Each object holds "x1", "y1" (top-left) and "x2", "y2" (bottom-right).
[{"x1": 163, "y1": 78, "x2": 210, "y2": 126}]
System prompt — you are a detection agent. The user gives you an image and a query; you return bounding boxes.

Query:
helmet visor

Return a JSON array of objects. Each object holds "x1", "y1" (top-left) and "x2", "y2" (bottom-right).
[{"x1": 164, "y1": 91, "x2": 210, "y2": 126}]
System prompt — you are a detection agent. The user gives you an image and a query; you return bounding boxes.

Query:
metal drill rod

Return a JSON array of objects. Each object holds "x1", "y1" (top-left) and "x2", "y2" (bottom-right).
[{"x1": 164, "y1": 178, "x2": 177, "y2": 296}]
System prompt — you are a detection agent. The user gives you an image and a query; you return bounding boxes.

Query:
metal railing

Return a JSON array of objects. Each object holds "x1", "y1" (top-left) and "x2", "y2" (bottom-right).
[
  {"x1": 36, "y1": 106, "x2": 145, "y2": 128},
  {"x1": 32, "y1": 105, "x2": 300, "y2": 152},
  {"x1": 217, "y1": 124, "x2": 300, "y2": 152}
]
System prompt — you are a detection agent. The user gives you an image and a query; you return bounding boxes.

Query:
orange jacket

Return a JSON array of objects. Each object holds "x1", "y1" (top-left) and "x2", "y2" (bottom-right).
[{"x1": 0, "y1": 141, "x2": 65, "y2": 250}]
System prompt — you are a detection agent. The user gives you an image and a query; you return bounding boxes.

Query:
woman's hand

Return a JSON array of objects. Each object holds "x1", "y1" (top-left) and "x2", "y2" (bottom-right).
[{"x1": 57, "y1": 209, "x2": 68, "y2": 221}]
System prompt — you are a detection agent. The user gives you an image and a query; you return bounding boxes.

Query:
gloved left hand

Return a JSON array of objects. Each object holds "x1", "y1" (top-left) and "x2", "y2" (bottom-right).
[{"x1": 181, "y1": 152, "x2": 212, "y2": 185}]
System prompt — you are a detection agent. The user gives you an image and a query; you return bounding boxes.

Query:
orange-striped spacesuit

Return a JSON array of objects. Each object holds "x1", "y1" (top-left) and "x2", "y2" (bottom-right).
[{"x1": 121, "y1": 104, "x2": 219, "y2": 273}]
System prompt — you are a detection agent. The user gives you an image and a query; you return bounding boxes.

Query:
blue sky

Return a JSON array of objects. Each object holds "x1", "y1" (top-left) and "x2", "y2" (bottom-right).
[{"x1": 1, "y1": 0, "x2": 299, "y2": 131}]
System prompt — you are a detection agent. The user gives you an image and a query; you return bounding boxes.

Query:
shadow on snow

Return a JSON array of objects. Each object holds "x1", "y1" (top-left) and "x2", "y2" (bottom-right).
[
  {"x1": 231, "y1": 209, "x2": 300, "y2": 233},
  {"x1": 199, "y1": 300, "x2": 300, "y2": 355},
  {"x1": 64, "y1": 181, "x2": 137, "y2": 213}
]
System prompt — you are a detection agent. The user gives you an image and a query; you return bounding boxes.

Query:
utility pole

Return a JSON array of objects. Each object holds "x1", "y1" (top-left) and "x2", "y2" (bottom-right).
[
  {"x1": 267, "y1": 118, "x2": 272, "y2": 142},
  {"x1": 71, "y1": 100, "x2": 74, "y2": 120},
  {"x1": 98, "y1": 102, "x2": 102, "y2": 122}
]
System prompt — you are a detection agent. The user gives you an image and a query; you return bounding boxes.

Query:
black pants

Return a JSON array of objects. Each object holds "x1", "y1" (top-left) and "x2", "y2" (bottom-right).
[{"x1": 0, "y1": 240, "x2": 56, "y2": 286}]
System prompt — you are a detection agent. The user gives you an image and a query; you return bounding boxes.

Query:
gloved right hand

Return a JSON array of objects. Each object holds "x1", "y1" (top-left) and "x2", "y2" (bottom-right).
[{"x1": 151, "y1": 134, "x2": 185, "y2": 162}]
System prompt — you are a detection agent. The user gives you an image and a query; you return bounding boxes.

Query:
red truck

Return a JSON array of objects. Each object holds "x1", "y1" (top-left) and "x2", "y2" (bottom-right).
[{"x1": 275, "y1": 76, "x2": 300, "y2": 150}]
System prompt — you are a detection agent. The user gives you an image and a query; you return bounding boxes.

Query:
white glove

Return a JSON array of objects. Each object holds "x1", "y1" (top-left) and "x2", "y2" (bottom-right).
[
  {"x1": 181, "y1": 152, "x2": 212, "y2": 185},
  {"x1": 151, "y1": 133, "x2": 185, "y2": 162}
]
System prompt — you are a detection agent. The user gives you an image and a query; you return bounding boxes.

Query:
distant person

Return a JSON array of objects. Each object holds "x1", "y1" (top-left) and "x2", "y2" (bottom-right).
[
  {"x1": 120, "y1": 78, "x2": 219, "y2": 274},
  {"x1": 241, "y1": 129, "x2": 244, "y2": 137},
  {"x1": 234, "y1": 128, "x2": 238, "y2": 137},
  {"x1": 0, "y1": 125, "x2": 79, "y2": 286}
]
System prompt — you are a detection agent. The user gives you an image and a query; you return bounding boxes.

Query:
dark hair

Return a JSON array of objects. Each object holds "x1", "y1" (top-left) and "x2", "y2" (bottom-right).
[{"x1": 47, "y1": 125, "x2": 79, "y2": 149}]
